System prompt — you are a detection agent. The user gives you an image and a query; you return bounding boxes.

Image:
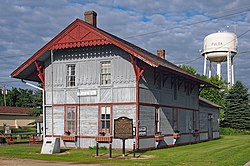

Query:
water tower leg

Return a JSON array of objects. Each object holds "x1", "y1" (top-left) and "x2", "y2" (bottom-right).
[
  {"x1": 217, "y1": 63, "x2": 221, "y2": 80},
  {"x1": 231, "y1": 58, "x2": 234, "y2": 85},
  {"x1": 203, "y1": 54, "x2": 207, "y2": 76},
  {"x1": 208, "y1": 61, "x2": 212, "y2": 78},
  {"x1": 227, "y1": 52, "x2": 232, "y2": 88}
]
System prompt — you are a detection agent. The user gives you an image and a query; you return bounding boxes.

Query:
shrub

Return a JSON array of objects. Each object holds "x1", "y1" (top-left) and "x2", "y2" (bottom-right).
[
  {"x1": 89, "y1": 146, "x2": 107, "y2": 150},
  {"x1": 220, "y1": 127, "x2": 250, "y2": 135}
]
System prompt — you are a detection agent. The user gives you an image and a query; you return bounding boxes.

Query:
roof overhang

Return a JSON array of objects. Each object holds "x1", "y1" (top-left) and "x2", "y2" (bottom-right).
[
  {"x1": 199, "y1": 97, "x2": 222, "y2": 108},
  {"x1": 11, "y1": 18, "x2": 216, "y2": 89},
  {"x1": 11, "y1": 19, "x2": 158, "y2": 81}
]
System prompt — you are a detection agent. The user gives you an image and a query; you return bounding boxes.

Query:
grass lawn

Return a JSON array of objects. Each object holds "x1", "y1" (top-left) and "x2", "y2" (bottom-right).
[{"x1": 0, "y1": 135, "x2": 249, "y2": 166}]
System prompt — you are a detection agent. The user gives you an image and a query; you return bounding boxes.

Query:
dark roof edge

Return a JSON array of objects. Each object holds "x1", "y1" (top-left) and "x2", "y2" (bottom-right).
[{"x1": 199, "y1": 97, "x2": 222, "y2": 108}]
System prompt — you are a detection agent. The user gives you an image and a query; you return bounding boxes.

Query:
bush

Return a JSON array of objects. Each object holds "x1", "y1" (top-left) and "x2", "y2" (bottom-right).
[
  {"x1": 89, "y1": 146, "x2": 107, "y2": 150},
  {"x1": 220, "y1": 127, "x2": 250, "y2": 135}
]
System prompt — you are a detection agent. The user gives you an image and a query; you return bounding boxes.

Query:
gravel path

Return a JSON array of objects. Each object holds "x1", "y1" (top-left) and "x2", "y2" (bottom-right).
[{"x1": 0, "y1": 157, "x2": 103, "y2": 166}]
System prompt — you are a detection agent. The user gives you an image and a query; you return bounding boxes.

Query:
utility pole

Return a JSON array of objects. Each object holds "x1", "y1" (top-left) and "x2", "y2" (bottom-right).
[{"x1": 1, "y1": 86, "x2": 7, "y2": 106}]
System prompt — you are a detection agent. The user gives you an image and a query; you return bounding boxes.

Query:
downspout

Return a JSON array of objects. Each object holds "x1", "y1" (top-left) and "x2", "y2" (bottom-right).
[
  {"x1": 135, "y1": 67, "x2": 139, "y2": 150},
  {"x1": 22, "y1": 80, "x2": 46, "y2": 141},
  {"x1": 78, "y1": 89, "x2": 81, "y2": 148},
  {"x1": 51, "y1": 50, "x2": 54, "y2": 136}
]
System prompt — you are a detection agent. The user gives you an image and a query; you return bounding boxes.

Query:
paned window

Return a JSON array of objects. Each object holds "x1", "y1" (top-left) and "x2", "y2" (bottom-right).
[
  {"x1": 66, "y1": 106, "x2": 76, "y2": 134},
  {"x1": 100, "y1": 106, "x2": 111, "y2": 133},
  {"x1": 66, "y1": 64, "x2": 76, "y2": 87},
  {"x1": 100, "y1": 61, "x2": 111, "y2": 85}
]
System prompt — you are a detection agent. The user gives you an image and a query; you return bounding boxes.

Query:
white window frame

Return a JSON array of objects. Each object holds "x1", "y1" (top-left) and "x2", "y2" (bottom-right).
[
  {"x1": 66, "y1": 106, "x2": 76, "y2": 135},
  {"x1": 100, "y1": 61, "x2": 111, "y2": 85},
  {"x1": 100, "y1": 106, "x2": 111, "y2": 134},
  {"x1": 66, "y1": 64, "x2": 76, "y2": 87}
]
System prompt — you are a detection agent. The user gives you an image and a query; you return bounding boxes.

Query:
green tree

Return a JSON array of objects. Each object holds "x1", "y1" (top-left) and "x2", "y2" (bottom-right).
[
  {"x1": 223, "y1": 81, "x2": 250, "y2": 130},
  {"x1": 30, "y1": 89, "x2": 43, "y2": 116},
  {"x1": 179, "y1": 65, "x2": 198, "y2": 75}
]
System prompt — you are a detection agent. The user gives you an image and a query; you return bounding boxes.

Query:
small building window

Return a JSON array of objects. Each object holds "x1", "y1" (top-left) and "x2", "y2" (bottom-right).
[
  {"x1": 66, "y1": 106, "x2": 76, "y2": 134},
  {"x1": 100, "y1": 106, "x2": 111, "y2": 134},
  {"x1": 155, "y1": 107, "x2": 160, "y2": 133},
  {"x1": 100, "y1": 61, "x2": 111, "y2": 85},
  {"x1": 66, "y1": 64, "x2": 76, "y2": 87}
]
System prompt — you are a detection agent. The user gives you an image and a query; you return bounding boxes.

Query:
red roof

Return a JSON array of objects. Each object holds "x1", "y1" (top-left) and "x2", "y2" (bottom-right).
[
  {"x1": 0, "y1": 106, "x2": 32, "y2": 115},
  {"x1": 11, "y1": 18, "x2": 216, "y2": 88}
]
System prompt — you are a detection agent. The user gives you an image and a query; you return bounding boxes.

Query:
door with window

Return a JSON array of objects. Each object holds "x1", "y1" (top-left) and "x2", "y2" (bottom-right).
[{"x1": 208, "y1": 113, "x2": 213, "y2": 140}]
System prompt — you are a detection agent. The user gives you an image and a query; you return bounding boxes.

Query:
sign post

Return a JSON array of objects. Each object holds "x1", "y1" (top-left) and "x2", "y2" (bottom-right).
[{"x1": 114, "y1": 117, "x2": 133, "y2": 158}]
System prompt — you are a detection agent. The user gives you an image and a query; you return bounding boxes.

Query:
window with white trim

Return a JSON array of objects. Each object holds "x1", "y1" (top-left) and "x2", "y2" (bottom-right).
[
  {"x1": 100, "y1": 61, "x2": 111, "y2": 85},
  {"x1": 66, "y1": 64, "x2": 76, "y2": 87},
  {"x1": 100, "y1": 106, "x2": 111, "y2": 133},
  {"x1": 155, "y1": 107, "x2": 160, "y2": 133},
  {"x1": 66, "y1": 106, "x2": 76, "y2": 134}
]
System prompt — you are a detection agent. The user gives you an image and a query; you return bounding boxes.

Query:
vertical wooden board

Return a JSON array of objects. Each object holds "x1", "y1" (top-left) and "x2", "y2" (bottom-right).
[
  {"x1": 112, "y1": 87, "x2": 136, "y2": 102},
  {"x1": 54, "y1": 90, "x2": 65, "y2": 104},
  {"x1": 213, "y1": 132, "x2": 220, "y2": 139},
  {"x1": 78, "y1": 138, "x2": 96, "y2": 148},
  {"x1": 79, "y1": 95, "x2": 97, "y2": 103},
  {"x1": 160, "y1": 88, "x2": 174, "y2": 105},
  {"x1": 66, "y1": 90, "x2": 77, "y2": 103},
  {"x1": 161, "y1": 107, "x2": 173, "y2": 133},
  {"x1": 139, "y1": 138, "x2": 155, "y2": 149},
  {"x1": 77, "y1": 61, "x2": 85, "y2": 85},
  {"x1": 100, "y1": 88, "x2": 112, "y2": 102},
  {"x1": 199, "y1": 110, "x2": 208, "y2": 132},
  {"x1": 213, "y1": 111, "x2": 219, "y2": 130},
  {"x1": 113, "y1": 105, "x2": 136, "y2": 126},
  {"x1": 45, "y1": 107, "x2": 52, "y2": 135},
  {"x1": 79, "y1": 106, "x2": 98, "y2": 136},
  {"x1": 200, "y1": 133, "x2": 208, "y2": 141},
  {"x1": 53, "y1": 106, "x2": 64, "y2": 135},
  {"x1": 178, "y1": 109, "x2": 187, "y2": 133},
  {"x1": 45, "y1": 91, "x2": 52, "y2": 105},
  {"x1": 139, "y1": 105, "x2": 155, "y2": 136},
  {"x1": 187, "y1": 110, "x2": 193, "y2": 132},
  {"x1": 53, "y1": 63, "x2": 65, "y2": 87},
  {"x1": 139, "y1": 88, "x2": 160, "y2": 104},
  {"x1": 45, "y1": 64, "x2": 52, "y2": 87},
  {"x1": 112, "y1": 138, "x2": 135, "y2": 149}
]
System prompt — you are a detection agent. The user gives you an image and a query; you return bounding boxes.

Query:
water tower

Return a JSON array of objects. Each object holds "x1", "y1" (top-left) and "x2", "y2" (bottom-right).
[{"x1": 202, "y1": 32, "x2": 237, "y2": 87}]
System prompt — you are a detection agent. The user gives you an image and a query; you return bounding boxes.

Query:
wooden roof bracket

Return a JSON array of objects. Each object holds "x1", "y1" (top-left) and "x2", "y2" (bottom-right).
[
  {"x1": 129, "y1": 54, "x2": 145, "y2": 81},
  {"x1": 35, "y1": 60, "x2": 45, "y2": 87}
]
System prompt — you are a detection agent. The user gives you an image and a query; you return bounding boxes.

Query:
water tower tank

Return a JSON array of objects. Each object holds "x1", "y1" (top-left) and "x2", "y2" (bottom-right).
[{"x1": 202, "y1": 32, "x2": 237, "y2": 62}]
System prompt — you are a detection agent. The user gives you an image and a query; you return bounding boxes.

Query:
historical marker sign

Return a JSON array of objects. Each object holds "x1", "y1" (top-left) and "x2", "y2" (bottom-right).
[{"x1": 114, "y1": 117, "x2": 133, "y2": 139}]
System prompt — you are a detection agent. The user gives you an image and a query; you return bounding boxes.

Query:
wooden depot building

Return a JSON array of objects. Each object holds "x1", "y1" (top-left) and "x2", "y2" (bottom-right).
[{"x1": 11, "y1": 11, "x2": 220, "y2": 150}]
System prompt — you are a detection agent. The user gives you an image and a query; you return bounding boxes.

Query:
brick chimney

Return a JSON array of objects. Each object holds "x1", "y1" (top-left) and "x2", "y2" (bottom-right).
[
  {"x1": 84, "y1": 11, "x2": 97, "y2": 27},
  {"x1": 157, "y1": 49, "x2": 166, "y2": 59}
]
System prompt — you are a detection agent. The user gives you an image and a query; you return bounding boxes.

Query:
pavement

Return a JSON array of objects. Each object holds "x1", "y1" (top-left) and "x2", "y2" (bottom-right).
[{"x1": 244, "y1": 161, "x2": 250, "y2": 166}]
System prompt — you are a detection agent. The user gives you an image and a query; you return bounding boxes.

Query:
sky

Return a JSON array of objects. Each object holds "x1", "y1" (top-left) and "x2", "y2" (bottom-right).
[{"x1": 0, "y1": 0, "x2": 250, "y2": 91}]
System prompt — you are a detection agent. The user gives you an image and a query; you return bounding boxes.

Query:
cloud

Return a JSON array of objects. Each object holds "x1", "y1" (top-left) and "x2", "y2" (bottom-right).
[{"x1": 0, "y1": 0, "x2": 250, "y2": 90}]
